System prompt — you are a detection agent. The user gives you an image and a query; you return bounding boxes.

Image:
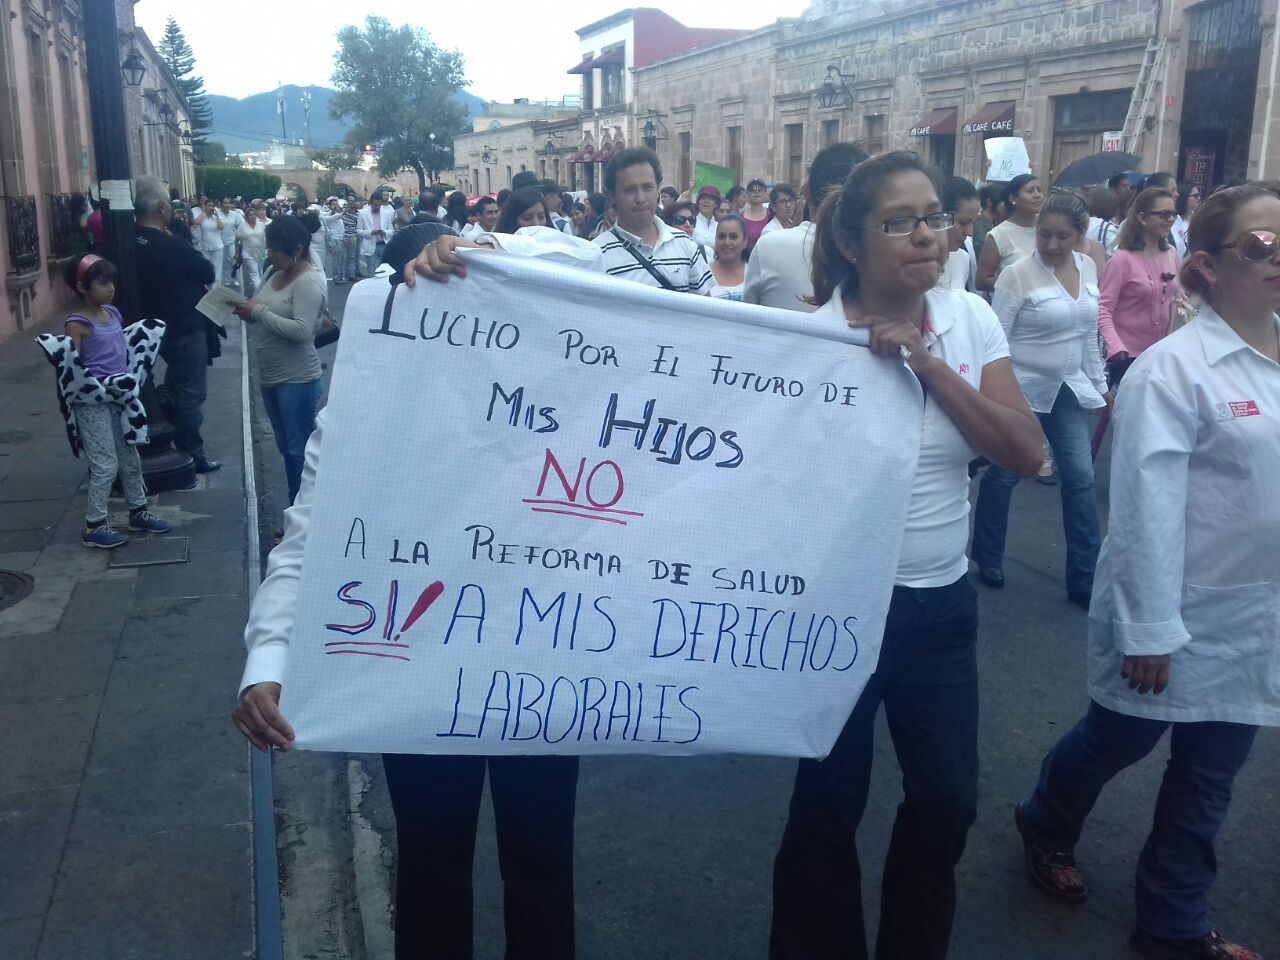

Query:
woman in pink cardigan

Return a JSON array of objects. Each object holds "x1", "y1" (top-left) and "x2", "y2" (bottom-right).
[{"x1": 1097, "y1": 187, "x2": 1183, "y2": 388}]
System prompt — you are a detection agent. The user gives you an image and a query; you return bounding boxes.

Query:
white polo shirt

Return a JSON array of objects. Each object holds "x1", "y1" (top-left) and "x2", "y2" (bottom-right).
[
  {"x1": 743, "y1": 221, "x2": 816, "y2": 313},
  {"x1": 815, "y1": 285, "x2": 1011, "y2": 587}
]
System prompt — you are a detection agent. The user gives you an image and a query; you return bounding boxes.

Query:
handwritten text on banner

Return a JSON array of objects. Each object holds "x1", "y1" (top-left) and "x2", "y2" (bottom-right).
[{"x1": 281, "y1": 251, "x2": 923, "y2": 757}]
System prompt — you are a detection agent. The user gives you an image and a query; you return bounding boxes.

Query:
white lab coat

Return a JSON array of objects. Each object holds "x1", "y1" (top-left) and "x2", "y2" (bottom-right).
[
  {"x1": 1087, "y1": 304, "x2": 1280, "y2": 726},
  {"x1": 356, "y1": 205, "x2": 396, "y2": 257}
]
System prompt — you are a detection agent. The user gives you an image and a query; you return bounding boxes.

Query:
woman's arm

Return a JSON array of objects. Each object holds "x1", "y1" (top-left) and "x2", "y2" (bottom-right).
[
  {"x1": 1096, "y1": 252, "x2": 1131, "y2": 361},
  {"x1": 64, "y1": 319, "x2": 91, "y2": 349},
  {"x1": 990, "y1": 269, "x2": 1024, "y2": 337},
  {"x1": 975, "y1": 232, "x2": 1002, "y2": 292},
  {"x1": 251, "y1": 276, "x2": 325, "y2": 342},
  {"x1": 851, "y1": 308, "x2": 1044, "y2": 476},
  {"x1": 232, "y1": 410, "x2": 326, "y2": 750}
]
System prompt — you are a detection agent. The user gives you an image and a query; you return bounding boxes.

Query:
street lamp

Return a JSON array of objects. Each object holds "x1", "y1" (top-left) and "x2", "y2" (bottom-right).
[
  {"x1": 120, "y1": 51, "x2": 147, "y2": 87},
  {"x1": 816, "y1": 65, "x2": 855, "y2": 110},
  {"x1": 158, "y1": 101, "x2": 174, "y2": 127}
]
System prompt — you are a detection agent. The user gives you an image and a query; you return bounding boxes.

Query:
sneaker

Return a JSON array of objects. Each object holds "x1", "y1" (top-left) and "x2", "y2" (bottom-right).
[
  {"x1": 82, "y1": 523, "x2": 128, "y2": 549},
  {"x1": 1131, "y1": 929, "x2": 1263, "y2": 960},
  {"x1": 1014, "y1": 803, "x2": 1088, "y2": 903},
  {"x1": 128, "y1": 509, "x2": 172, "y2": 534},
  {"x1": 193, "y1": 456, "x2": 221, "y2": 473}
]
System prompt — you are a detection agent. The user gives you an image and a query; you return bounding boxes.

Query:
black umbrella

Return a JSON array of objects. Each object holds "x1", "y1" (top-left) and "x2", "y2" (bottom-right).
[{"x1": 1053, "y1": 151, "x2": 1141, "y2": 189}]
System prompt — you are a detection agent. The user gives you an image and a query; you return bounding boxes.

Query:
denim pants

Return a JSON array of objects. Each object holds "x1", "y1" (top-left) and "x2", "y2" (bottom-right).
[
  {"x1": 158, "y1": 329, "x2": 209, "y2": 459},
  {"x1": 771, "y1": 575, "x2": 980, "y2": 960},
  {"x1": 382, "y1": 753, "x2": 578, "y2": 960},
  {"x1": 260, "y1": 379, "x2": 321, "y2": 503},
  {"x1": 1021, "y1": 700, "x2": 1258, "y2": 941},
  {"x1": 971, "y1": 384, "x2": 1100, "y2": 594},
  {"x1": 360, "y1": 242, "x2": 384, "y2": 278}
]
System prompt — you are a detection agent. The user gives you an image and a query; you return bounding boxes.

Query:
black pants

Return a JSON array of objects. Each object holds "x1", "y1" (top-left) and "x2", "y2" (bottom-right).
[
  {"x1": 770, "y1": 576, "x2": 980, "y2": 960},
  {"x1": 157, "y1": 329, "x2": 208, "y2": 458},
  {"x1": 382, "y1": 753, "x2": 578, "y2": 960}
]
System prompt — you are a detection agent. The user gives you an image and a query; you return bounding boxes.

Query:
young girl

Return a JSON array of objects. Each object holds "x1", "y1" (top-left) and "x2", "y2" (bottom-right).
[{"x1": 63, "y1": 254, "x2": 171, "y2": 548}]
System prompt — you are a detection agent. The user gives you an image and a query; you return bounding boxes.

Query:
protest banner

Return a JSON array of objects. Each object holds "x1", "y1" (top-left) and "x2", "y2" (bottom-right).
[
  {"x1": 985, "y1": 137, "x2": 1032, "y2": 182},
  {"x1": 693, "y1": 160, "x2": 736, "y2": 196},
  {"x1": 279, "y1": 250, "x2": 923, "y2": 758}
]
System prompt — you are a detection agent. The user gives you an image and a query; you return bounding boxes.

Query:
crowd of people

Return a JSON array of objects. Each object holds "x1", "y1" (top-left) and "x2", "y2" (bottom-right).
[
  {"x1": 220, "y1": 139, "x2": 1280, "y2": 960},
  {"x1": 13, "y1": 133, "x2": 1243, "y2": 959}
]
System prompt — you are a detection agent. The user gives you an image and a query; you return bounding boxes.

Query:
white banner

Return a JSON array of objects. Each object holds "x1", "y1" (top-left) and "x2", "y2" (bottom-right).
[{"x1": 280, "y1": 251, "x2": 923, "y2": 757}]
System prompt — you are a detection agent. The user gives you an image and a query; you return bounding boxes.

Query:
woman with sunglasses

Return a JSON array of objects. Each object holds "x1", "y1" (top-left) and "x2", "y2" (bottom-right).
[
  {"x1": 771, "y1": 152, "x2": 1043, "y2": 960},
  {"x1": 664, "y1": 199, "x2": 714, "y2": 262},
  {"x1": 1097, "y1": 188, "x2": 1184, "y2": 389},
  {"x1": 1013, "y1": 184, "x2": 1279, "y2": 960}
]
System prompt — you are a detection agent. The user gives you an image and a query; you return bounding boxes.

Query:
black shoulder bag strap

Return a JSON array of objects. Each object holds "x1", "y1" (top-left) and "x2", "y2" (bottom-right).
[{"x1": 612, "y1": 228, "x2": 678, "y2": 291}]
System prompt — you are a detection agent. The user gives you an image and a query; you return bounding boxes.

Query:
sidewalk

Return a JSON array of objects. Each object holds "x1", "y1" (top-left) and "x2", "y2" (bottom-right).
[{"x1": 0, "y1": 318, "x2": 255, "y2": 959}]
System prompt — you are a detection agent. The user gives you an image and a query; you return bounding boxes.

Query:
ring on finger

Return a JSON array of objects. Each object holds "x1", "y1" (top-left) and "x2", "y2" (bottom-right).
[{"x1": 898, "y1": 344, "x2": 911, "y2": 361}]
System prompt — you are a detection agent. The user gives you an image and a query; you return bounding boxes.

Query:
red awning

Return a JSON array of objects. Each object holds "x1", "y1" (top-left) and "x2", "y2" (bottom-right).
[
  {"x1": 963, "y1": 101, "x2": 1016, "y2": 136},
  {"x1": 594, "y1": 145, "x2": 617, "y2": 165},
  {"x1": 909, "y1": 107, "x2": 958, "y2": 138},
  {"x1": 566, "y1": 46, "x2": 624, "y2": 75}
]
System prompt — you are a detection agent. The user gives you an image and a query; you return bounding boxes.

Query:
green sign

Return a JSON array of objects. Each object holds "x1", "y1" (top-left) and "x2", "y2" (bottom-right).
[{"x1": 693, "y1": 160, "x2": 736, "y2": 196}]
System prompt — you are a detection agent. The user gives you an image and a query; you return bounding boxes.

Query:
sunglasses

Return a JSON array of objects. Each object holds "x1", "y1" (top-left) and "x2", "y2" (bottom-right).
[
  {"x1": 1144, "y1": 210, "x2": 1177, "y2": 221},
  {"x1": 1212, "y1": 229, "x2": 1280, "y2": 262},
  {"x1": 671, "y1": 215, "x2": 696, "y2": 225}
]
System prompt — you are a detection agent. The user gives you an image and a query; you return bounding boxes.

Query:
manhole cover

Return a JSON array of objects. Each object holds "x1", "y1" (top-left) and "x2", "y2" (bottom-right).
[{"x1": 0, "y1": 570, "x2": 34, "y2": 611}]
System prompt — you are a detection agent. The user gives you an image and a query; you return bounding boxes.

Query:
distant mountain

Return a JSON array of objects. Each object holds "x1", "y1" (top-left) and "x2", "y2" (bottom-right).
[{"x1": 205, "y1": 84, "x2": 487, "y2": 155}]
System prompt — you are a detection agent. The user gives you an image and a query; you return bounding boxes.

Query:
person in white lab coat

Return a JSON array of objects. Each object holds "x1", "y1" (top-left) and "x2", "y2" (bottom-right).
[{"x1": 1014, "y1": 185, "x2": 1280, "y2": 960}]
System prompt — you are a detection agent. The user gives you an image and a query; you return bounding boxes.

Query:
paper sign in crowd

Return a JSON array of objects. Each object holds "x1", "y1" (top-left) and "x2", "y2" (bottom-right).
[{"x1": 280, "y1": 251, "x2": 924, "y2": 758}]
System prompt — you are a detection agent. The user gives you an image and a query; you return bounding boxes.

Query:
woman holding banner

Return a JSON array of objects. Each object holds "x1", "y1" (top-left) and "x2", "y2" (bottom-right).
[
  {"x1": 769, "y1": 152, "x2": 1044, "y2": 960},
  {"x1": 232, "y1": 221, "x2": 580, "y2": 960}
]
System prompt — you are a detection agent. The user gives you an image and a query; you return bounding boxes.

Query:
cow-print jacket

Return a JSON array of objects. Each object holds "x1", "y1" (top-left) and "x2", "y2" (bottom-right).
[{"x1": 35, "y1": 318, "x2": 166, "y2": 457}]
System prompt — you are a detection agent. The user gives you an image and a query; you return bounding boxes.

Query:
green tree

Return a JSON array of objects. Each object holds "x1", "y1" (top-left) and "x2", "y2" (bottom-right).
[
  {"x1": 308, "y1": 146, "x2": 360, "y2": 171},
  {"x1": 193, "y1": 140, "x2": 228, "y2": 165},
  {"x1": 330, "y1": 16, "x2": 468, "y2": 192},
  {"x1": 157, "y1": 17, "x2": 213, "y2": 145}
]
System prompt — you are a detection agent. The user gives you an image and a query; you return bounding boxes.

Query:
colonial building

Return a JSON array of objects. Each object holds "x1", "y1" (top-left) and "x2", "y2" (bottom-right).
[
  {"x1": 631, "y1": 0, "x2": 1277, "y2": 194},
  {"x1": 0, "y1": 0, "x2": 195, "y2": 342},
  {"x1": 450, "y1": 9, "x2": 747, "y2": 195}
]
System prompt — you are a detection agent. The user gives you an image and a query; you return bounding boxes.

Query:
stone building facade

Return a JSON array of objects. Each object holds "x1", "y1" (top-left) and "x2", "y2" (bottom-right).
[
  {"x1": 0, "y1": 0, "x2": 196, "y2": 342},
  {"x1": 565, "y1": 0, "x2": 1278, "y2": 197},
  {"x1": 453, "y1": 0, "x2": 1277, "y2": 202}
]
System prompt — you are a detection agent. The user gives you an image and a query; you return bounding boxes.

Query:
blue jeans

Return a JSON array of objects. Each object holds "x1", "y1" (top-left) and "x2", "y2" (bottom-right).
[
  {"x1": 971, "y1": 384, "x2": 1100, "y2": 594},
  {"x1": 158, "y1": 329, "x2": 209, "y2": 459},
  {"x1": 260, "y1": 379, "x2": 322, "y2": 503},
  {"x1": 771, "y1": 576, "x2": 979, "y2": 960},
  {"x1": 1021, "y1": 701, "x2": 1258, "y2": 941},
  {"x1": 360, "y1": 242, "x2": 384, "y2": 278}
]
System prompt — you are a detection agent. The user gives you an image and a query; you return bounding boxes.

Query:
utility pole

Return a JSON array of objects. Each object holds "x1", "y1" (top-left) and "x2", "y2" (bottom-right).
[
  {"x1": 81, "y1": 0, "x2": 139, "y2": 323},
  {"x1": 278, "y1": 83, "x2": 287, "y2": 141}
]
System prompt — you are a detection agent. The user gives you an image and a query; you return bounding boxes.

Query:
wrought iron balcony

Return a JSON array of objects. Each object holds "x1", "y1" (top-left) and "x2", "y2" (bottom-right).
[
  {"x1": 48, "y1": 193, "x2": 74, "y2": 260},
  {"x1": 5, "y1": 195, "x2": 40, "y2": 275}
]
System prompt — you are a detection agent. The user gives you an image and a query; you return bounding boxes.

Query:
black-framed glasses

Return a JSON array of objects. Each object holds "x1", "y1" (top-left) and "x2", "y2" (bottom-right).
[
  {"x1": 1211, "y1": 229, "x2": 1280, "y2": 262},
  {"x1": 1143, "y1": 210, "x2": 1178, "y2": 221},
  {"x1": 877, "y1": 212, "x2": 953, "y2": 236},
  {"x1": 670, "y1": 215, "x2": 696, "y2": 226}
]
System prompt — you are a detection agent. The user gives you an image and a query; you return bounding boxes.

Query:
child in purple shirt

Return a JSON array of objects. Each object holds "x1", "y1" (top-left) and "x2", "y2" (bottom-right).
[{"x1": 62, "y1": 253, "x2": 171, "y2": 548}]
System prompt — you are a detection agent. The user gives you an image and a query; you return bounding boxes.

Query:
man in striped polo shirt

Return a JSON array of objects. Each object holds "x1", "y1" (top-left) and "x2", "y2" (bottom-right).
[
  {"x1": 401, "y1": 147, "x2": 712, "y2": 295},
  {"x1": 591, "y1": 146, "x2": 711, "y2": 294}
]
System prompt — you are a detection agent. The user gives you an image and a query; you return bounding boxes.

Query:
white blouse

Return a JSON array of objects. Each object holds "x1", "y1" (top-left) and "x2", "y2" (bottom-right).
[
  {"x1": 992, "y1": 251, "x2": 1106, "y2": 413},
  {"x1": 987, "y1": 220, "x2": 1037, "y2": 273},
  {"x1": 1086, "y1": 304, "x2": 1280, "y2": 726}
]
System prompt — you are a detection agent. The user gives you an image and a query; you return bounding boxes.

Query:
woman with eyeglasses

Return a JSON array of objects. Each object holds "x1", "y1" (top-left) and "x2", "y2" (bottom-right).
[
  {"x1": 1097, "y1": 187, "x2": 1184, "y2": 390},
  {"x1": 971, "y1": 191, "x2": 1105, "y2": 604},
  {"x1": 770, "y1": 151, "x2": 1044, "y2": 960},
  {"x1": 761, "y1": 183, "x2": 802, "y2": 235},
  {"x1": 1172, "y1": 182, "x2": 1203, "y2": 259},
  {"x1": 741, "y1": 178, "x2": 774, "y2": 252},
  {"x1": 1013, "y1": 184, "x2": 1279, "y2": 960}
]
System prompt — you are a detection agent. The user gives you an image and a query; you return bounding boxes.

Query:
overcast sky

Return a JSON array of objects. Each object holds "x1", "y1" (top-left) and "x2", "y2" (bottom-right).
[{"x1": 135, "y1": 1, "x2": 812, "y2": 103}]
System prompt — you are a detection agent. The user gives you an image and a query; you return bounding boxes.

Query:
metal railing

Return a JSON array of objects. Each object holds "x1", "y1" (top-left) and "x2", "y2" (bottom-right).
[
  {"x1": 5, "y1": 195, "x2": 40, "y2": 274},
  {"x1": 48, "y1": 193, "x2": 74, "y2": 260}
]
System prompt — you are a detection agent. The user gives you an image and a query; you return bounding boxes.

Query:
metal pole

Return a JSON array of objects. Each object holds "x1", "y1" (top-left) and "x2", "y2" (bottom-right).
[{"x1": 81, "y1": 0, "x2": 139, "y2": 323}]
